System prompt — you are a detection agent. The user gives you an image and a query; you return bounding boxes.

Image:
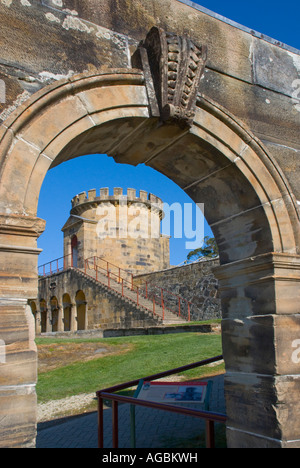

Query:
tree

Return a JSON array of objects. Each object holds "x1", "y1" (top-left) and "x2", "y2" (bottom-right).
[{"x1": 186, "y1": 236, "x2": 219, "y2": 262}]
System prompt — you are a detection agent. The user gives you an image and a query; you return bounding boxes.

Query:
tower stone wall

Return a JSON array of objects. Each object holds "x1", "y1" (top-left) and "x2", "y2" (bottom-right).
[{"x1": 62, "y1": 187, "x2": 170, "y2": 275}]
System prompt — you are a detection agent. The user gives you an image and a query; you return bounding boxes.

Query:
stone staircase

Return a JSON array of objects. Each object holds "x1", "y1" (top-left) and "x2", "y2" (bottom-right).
[{"x1": 79, "y1": 262, "x2": 187, "y2": 326}]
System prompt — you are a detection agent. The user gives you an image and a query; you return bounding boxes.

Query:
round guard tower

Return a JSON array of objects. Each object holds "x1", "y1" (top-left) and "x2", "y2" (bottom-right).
[{"x1": 62, "y1": 187, "x2": 170, "y2": 275}]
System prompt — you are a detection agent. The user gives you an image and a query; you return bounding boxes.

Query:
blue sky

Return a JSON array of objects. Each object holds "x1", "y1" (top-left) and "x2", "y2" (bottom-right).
[
  {"x1": 37, "y1": 0, "x2": 300, "y2": 267},
  {"x1": 184, "y1": 0, "x2": 300, "y2": 50}
]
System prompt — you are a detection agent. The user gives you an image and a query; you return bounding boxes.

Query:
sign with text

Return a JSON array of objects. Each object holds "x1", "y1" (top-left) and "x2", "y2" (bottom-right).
[{"x1": 137, "y1": 381, "x2": 208, "y2": 404}]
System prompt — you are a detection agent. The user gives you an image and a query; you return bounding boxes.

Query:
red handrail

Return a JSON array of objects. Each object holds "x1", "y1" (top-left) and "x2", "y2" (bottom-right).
[
  {"x1": 83, "y1": 259, "x2": 158, "y2": 318},
  {"x1": 85, "y1": 256, "x2": 192, "y2": 322},
  {"x1": 135, "y1": 278, "x2": 192, "y2": 322},
  {"x1": 96, "y1": 355, "x2": 226, "y2": 449},
  {"x1": 38, "y1": 254, "x2": 193, "y2": 322},
  {"x1": 38, "y1": 254, "x2": 73, "y2": 276}
]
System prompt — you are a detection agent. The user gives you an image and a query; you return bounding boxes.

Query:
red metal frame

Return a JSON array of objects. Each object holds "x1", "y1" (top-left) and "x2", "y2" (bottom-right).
[
  {"x1": 96, "y1": 355, "x2": 226, "y2": 449},
  {"x1": 38, "y1": 254, "x2": 73, "y2": 277}
]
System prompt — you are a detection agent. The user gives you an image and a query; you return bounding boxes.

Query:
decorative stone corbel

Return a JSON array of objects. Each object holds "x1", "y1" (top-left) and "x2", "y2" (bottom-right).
[{"x1": 132, "y1": 26, "x2": 207, "y2": 128}]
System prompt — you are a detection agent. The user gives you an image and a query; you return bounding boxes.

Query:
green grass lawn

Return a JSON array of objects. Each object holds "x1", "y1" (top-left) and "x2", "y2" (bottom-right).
[{"x1": 36, "y1": 332, "x2": 223, "y2": 403}]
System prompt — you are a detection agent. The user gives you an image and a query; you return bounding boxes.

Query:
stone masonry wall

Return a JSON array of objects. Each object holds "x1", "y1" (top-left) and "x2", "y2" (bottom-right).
[
  {"x1": 38, "y1": 268, "x2": 160, "y2": 331},
  {"x1": 134, "y1": 258, "x2": 221, "y2": 321},
  {"x1": 1, "y1": 0, "x2": 299, "y2": 200}
]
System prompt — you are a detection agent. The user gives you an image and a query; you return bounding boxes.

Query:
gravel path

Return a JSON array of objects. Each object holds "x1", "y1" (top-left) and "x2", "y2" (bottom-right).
[
  {"x1": 37, "y1": 375, "x2": 190, "y2": 423},
  {"x1": 37, "y1": 393, "x2": 97, "y2": 422}
]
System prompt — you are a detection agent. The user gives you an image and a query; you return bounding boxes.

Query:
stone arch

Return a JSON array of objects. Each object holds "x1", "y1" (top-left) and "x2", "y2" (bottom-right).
[
  {"x1": 62, "y1": 293, "x2": 72, "y2": 332},
  {"x1": 0, "y1": 69, "x2": 299, "y2": 448},
  {"x1": 0, "y1": 71, "x2": 298, "y2": 251}
]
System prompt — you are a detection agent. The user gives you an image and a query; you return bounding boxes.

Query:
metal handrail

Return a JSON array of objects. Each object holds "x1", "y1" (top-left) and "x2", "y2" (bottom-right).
[
  {"x1": 38, "y1": 255, "x2": 161, "y2": 320},
  {"x1": 86, "y1": 256, "x2": 192, "y2": 321},
  {"x1": 38, "y1": 254, "x2": 73, "y2": 276},
  {"x1": 83, "y1": 267, "x2": 158, "y2": 318},
  {"x1": 96, "y1": 355, "x2": 226, "y2": 449},
  {"x1": 84, "y1": 258, "x2": 158, "y2": 318},
  {"x1": 39, "y1": 254, "x2": 193, "y2": 321}
]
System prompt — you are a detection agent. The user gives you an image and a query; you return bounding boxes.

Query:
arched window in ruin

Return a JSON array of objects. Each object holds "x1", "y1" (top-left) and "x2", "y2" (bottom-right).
[
  {"x1": 76, "y1": 290, "x2": 86, "y2": 331},
  {"x1": 50, "y1": 296, "x2": 59, "y2": 332},
  {"x1": 63, "y1": 293, "x2": 72, "y2": 332},
  {"x1": 40, "y1": 299, "x2": 47, "y2": 334},
  {"x1": 71, "y1": 235, "x2": 78, "y2": 268}
]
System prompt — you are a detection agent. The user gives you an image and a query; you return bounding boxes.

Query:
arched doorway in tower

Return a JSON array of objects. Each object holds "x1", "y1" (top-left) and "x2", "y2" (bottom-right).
[
  {"x1": 76, "y1": 291, "x2": 86, "y2": 331},
  {"x1": 71, "y1": 235, "x2": 78, "y2": 268}
]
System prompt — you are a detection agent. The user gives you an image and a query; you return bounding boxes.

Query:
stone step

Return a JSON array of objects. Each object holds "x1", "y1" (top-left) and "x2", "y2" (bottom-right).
[{"x1": 78, "y1": 267, "x2": 187, "y2": 325}]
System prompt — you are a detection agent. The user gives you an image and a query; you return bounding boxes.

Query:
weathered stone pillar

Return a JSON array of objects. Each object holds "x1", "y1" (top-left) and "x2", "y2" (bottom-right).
[
  {"x1": 70, "y1": 303, "x2": 78, "y2": 332},
  {"x1": 46, "y1": 308, "x2": 52, "y2": 333},
  {"x1": 215, "y1": 253, "x2": 300, "y2": 448},
  {"x1": 57, "y1": 306, "x2": 64, "y2": 332},
  {"x1": 0, "y1": 214, "x2": 45, "y2": 448},
  {"x1": 84, "y1": 301, "x2": 88, "y2": 331}
]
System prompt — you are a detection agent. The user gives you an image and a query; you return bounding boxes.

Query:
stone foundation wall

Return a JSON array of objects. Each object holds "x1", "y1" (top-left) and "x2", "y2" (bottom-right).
[{"x1": 134, "y1": 258, "x2": 221, "y2": 321}]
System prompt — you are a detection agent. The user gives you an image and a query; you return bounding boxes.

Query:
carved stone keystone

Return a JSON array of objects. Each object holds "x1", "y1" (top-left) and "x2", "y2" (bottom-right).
[{"x1": 132, "y1": 26, "x2": 207, "y2": 127}]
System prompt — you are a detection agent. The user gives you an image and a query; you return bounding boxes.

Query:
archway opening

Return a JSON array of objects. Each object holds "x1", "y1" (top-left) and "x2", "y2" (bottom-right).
[
  {"x1": 37, "y1": 153, "x2": 213, "y2": 270},
  {"x1": 36, "y1": 150, "x2": 221, "y2": 329},
  {"x1": 63, "y1": 293, "x2": 72, "y2": 332}
]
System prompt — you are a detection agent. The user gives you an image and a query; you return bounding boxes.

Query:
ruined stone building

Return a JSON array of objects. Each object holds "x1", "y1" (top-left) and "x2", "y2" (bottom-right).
[{"x1": 33, "y1": 187, "x2": 221, "y2": 334}]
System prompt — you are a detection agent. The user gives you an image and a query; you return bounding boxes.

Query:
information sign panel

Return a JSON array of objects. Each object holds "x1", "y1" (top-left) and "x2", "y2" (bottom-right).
[{"x1": 137, "y1": 381, "x2": 208, "y2": 404}]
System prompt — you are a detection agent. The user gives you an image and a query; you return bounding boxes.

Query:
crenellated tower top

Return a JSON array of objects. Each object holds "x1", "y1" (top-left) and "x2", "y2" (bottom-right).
[
  {"x1": 71, "y1": 187, "x2": 164, "y2": 218},
  {"x1": 63, "y1": 187, "x2": 170, "y2": 275}
]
